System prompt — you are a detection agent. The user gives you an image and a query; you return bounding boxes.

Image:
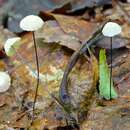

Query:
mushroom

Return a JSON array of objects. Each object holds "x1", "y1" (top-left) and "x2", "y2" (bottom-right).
[
  {"x1": 20, "y1": 15, "x2": 44, "y2": 121},
  {"x1": 102, "y1": 22, "x2": 121, "y2": 37},
  {"x1": 20, "y1": 15, "x2": 44, "y2": 31},
  {"x1": 102, "y1": 22, "x2": 122, "y2": 99},
  {"x1": 0, "y1": 72, "x2": 11, "y2": 92},
  {"x1": 4, "y1": 37, "x2": 21, "y2": 56}
]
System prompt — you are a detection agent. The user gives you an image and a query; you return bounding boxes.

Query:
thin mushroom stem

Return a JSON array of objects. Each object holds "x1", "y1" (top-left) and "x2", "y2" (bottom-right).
[
  {"x1": 110, "y1": 37, "x2": 113, "y2": 100},
  {"x1": 32, "y1": 31, "x2": 40, "y2": 123}
]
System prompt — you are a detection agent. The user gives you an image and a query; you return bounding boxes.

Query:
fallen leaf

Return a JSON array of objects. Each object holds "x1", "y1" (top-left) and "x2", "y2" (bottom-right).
[
  {"x1": 48, "y1": 13, "x2": 97, "y2": 42},
  {"x1": 40, "y1": 13, "x2": 128, "y2": 50},
  {"x1": 36, "y1": 20, "x2": 80, "y2": 51}
]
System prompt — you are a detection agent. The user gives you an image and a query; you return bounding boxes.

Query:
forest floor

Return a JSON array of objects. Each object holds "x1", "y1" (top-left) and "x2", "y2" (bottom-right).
[{"x1": 0, "y1": 0, "x2": 130, "y2": 130}]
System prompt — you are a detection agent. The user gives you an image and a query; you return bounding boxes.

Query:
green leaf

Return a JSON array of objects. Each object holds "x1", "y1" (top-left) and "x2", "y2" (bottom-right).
[{"x1": 99, "y1": 49, "x2": 118, "y2": 100}]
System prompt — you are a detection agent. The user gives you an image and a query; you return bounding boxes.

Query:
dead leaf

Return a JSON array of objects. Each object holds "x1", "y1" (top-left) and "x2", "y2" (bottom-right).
[
  {"x1": 36, "y1": 20, "x2": 80, "y2": 51},
  {"x1": 40, "y1": 13, "x2": 129, "y2": 50},
  {"x1": 47, "y1": 13, "x2": 97, "y2": 42}
]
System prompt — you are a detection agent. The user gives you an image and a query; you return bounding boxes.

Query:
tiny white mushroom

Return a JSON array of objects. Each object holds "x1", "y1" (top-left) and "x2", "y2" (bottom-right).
[
  {"x1": 4, "y1": 37, "x2": 21, "y2": 56},
  {"x1": 20, "y1": 15, "x2": 44, "y2": 121},
  {"x1": 102, "y1": 22, "x2": 122, "y2": 100},
  {"x1": 0, "y1": 72, "x2": 11, "y2": 92},
  {"x1": 20, "y1": 15, "x2": 44, "y2": 31},
  {"x1": 102, "y1": 22, "x2": 122, "y2": 37}
]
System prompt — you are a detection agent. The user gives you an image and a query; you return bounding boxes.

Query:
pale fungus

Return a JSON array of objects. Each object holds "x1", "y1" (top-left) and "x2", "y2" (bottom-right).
[
  {"x1": 102, "y1": 22, "x2": 122, "y2": 100},
  {"x1": 20, "y1": 15, "x2": 44, "y2": 31},
  {"x1": 0, "y1": 72, "x2": 11, "y2": 92},
  {"x1": 4, "y1": 37, "x2": 21, "y2": 56},
  {"x1": 20, "y1": 15, "x2": 44, "y2": 122}
]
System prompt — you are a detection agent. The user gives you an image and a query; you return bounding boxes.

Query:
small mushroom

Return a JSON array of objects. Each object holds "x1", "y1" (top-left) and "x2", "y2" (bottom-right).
[
  {"x1": 102, "y1": 22, "x2": 121, "y2": 37},
  {"x1": 20, "y1": 15, "x2": 44, "y2": 122},
  {"x1": 20, "y1": 15, "x2": 44, "y2": 31},
  {"x1": 4, "y1": 37, "x2": 21, "y2": 56},
  {"x1": 102, "y1": 22, "x2": 122, "y2": 100},
  {"x1": 0, "y1": 72, "x2": 11, "y2": 92}
]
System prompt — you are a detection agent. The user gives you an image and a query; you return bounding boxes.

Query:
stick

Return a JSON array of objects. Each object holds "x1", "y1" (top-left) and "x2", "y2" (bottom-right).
[{"x1": 59, "y1": 24, "x2": 104, "y2": 105}]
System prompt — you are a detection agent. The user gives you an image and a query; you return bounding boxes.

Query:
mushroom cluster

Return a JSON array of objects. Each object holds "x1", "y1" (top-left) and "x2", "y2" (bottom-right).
[{"x1": 3, "y1": 15, "x2": 44, "y2": 122}]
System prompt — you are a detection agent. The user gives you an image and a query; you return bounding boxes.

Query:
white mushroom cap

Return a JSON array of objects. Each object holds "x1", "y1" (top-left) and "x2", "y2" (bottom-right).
[
  {"x1": 102, "y1": 22, "x2": 122, "y2": 37},
  {"x1": 4, "y1": 37, "x2": 21, "y2": 56},
  {"x1": 20, "y1": 15, "x2": 44, "y2": 31},
  {"x1": 0, "y1": 72, "x2": 11, "y2": 92}
]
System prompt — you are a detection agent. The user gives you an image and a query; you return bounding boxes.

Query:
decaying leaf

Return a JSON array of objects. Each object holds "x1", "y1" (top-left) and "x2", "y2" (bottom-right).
[
  {"x1": 46, "y1": 13, "x2": 97, "y2": 42},
  {"x1": 99, "y1": 49, "x2": 118, "y2": 100},
  {"x1": 39, "y1": 13, "x2": 129, "y2": 50},
  {"x1": 36, "y1": 20, "x2": 80, "y2": 51}
]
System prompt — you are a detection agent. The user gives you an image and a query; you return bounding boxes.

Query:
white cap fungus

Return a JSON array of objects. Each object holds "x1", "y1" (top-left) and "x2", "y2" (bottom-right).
[
  {"x1": 4, "y1": 37, "x2": 21, "y2": 56},
  {"x1": 20, "y1": 15, "x2": 44, "y2": 31},
  {"x1": 0, "y1": 72, "x2": 11, "y2": 92},
  {"x1": 102, "y1": 22, "x2": 122, "y2": 37}
]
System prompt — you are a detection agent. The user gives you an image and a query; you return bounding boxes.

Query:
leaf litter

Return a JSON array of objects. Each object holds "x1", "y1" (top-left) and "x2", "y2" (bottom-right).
[{"x1": 0, "y1": 0, "x2": 130, "y2": 130}]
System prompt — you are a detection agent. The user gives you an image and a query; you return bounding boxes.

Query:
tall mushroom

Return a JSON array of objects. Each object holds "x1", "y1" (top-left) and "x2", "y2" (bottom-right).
[
  {"x1": 102, "y1": 22, "x2": 122, "y2": 99},
  {"x1": 20, "y1": 15, "x2": 44, "y2": 122}
]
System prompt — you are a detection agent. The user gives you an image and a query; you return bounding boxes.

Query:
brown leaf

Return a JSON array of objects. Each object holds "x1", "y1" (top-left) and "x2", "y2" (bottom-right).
[
  {"x1": 49, "y1": 13, "x2": 97, "y2": 42},
  {"x1": 36, "y1": 20, "x2": 81, "y2": 51},
  {"x1": 40, "y1": 13, "x2": 129, "y2": 50}
]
